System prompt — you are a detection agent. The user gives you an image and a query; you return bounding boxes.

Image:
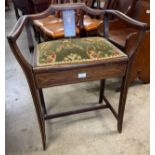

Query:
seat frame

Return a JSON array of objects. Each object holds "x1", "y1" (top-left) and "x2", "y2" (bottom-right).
[{"x1": 7, "y1": 3, "x2": 146, "y2": 150}]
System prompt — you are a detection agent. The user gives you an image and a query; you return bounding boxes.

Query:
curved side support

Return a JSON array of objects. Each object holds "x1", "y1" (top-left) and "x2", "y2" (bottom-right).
[
  {"x1": 124, "y1": 31, "x2": 145, "y2": 59},
  {"x1": 102, "y1": 10, "x2": 146, "y2": 59},
  {"x1": 7, "y1": 39, "x2": 31, "y2": 71}
]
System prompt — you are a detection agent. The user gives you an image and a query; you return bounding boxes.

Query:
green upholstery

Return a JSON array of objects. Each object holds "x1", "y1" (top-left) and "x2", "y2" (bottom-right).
[{"x1": 35, "y1": 37, "x2": 127, "y2": 67}]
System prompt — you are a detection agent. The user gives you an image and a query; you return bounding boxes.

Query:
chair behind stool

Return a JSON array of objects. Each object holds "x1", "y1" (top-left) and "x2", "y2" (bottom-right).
[{"x1": 33, "y1": 0, "x2": 81, "y2": 42}]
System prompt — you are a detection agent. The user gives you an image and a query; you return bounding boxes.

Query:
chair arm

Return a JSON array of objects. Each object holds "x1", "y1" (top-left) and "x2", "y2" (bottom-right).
[
  {"x1": 7, "y1": 15, "x2": 29, "y2": 42},
  {"x1": 7, "y1": 6, "x2": 53, "y2": 42},
  {"x1": 7, "y1": 15, "x2": 32, "y2": 70},
  {"x1": 7, "y1": 5, "x2": 55, "y2": 70}
]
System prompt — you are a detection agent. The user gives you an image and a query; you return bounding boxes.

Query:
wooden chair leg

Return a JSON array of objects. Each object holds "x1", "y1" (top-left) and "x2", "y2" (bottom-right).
[
  {"x1": 33, "y1": 26, "x2": 41, "y2": 43},
  {"x1": 26, "y1": 74, "x2": 46, "y2": 150},
  {"x1": 25, "y1": 24, "x2": 34, "y2": 53},
  {"x1": 13, "y1": 3, "x2": 20, "y2": 20},
  {"x1": 99, "y1": 79, "x2": 106, "y2": 103},
  {"x1": 117, "y1": 72, "x2": 130, "y2": 133},
  {"x1": 39, "y1": 88, "x2": 47, "y2": 115}
]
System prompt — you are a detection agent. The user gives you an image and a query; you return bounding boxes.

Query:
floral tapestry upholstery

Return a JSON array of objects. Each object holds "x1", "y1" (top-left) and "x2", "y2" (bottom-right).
[{"x1": 35, "y1": 37, "x2": 127, "y2": 67}]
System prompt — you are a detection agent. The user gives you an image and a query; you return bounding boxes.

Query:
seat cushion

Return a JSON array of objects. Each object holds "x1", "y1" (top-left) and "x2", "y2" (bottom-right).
[
  {"x1": 33, "y1": 15, "x2": 62, "y2": 27},
  {"x1": 34, "y1": 37, "x2": 127, "y2": 67},
  {"x1": 40, "y1": 22, "x2": 80, "y2": 39},
  {"x1": 84, "y1": 15, "x2": 103, "y2": 31}
]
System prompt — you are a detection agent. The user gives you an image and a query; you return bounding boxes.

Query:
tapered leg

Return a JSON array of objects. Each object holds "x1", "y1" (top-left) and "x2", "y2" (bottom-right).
[
  {"x1": 33, "y1": 26, "x2": 41, "y2": 43},
  {"x1": 117, "y1": 74, "x2": 130, "y2": 133},
  {"x1": 26, "y1": 74, "x2": 46, "y2": 150},
  {"x1": 99, "y1": 80, "x2": 106, "y2": 103},
  {"x1": 39, "y1": 88, "x2": 47, "y2": 115},
  {"x1": 38, "y1": 31, "x2": 41, "y2": 43}
]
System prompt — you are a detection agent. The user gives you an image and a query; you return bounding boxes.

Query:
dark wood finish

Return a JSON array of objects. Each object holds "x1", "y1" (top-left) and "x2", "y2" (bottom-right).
[
  {"x1": 99, "y1": 79, "x2": 105, "y2": 103},
  {"x1": 39, "y1": 89, "x2": 47, "y2": 115},
  {"x1": 12, "y1": 0, "x2": 80, "y2": 19},
  {"x1": 7, "y1": 3, "x2": 146, "y2": 150},
  {"x1": 82, "y1": 0, "x2": 140, "y2": 37},
  {"x1": 12, "y1": 0, "x2": 51, "y2": 19},
  {"x1": 102, "y1": 95, "x2": 118, "y2": 119},
  {"x1": 98, "y1": 0, "x2": 150, "y2": 84},
  {"x1": 130, "y1": 0, "x2": 150, "y2": 83},
  {"x1": 108, "y1": 0, "x2": 139, "y2": 16},
  {"x1": 35, "y1": 61, "x2": 127, "y2": 88},
  {"x1": 5, "y1": 0, "x2": 10, "y2": 8},
  {"x1": 129, "y1": 30, "x2": 150, "y2": 83},
  {"x1": 45, "y1": 104, "x2": 109, "y2": 119}
]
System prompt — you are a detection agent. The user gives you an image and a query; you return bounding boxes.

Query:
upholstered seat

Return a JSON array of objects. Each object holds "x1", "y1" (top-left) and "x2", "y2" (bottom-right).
[{"x1": 33, "y1": 37, "x2": 127, "y2": 67}]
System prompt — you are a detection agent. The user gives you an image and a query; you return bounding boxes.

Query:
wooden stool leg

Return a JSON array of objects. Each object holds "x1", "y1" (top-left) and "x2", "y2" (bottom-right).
[
  {"x1": 39, "y1": 88, "x2": 47, "y2": 115},
  {"x1": 117, "y1": 73, "x2": 130, "y2": 133},
  {"x1": 99, "y1": 79, "x2": 106, "y2": 103},
  {"x1": 27, "y1": 75, "x2": 46, "y2": 150}
]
